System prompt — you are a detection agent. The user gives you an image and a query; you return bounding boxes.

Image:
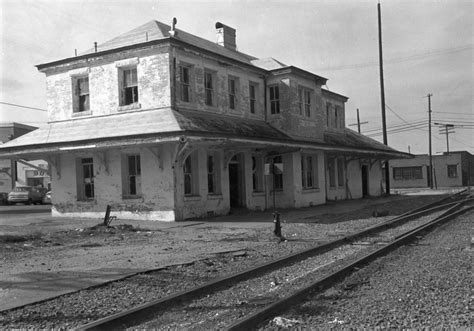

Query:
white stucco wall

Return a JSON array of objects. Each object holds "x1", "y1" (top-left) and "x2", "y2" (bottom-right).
[{"x1": 50, "y1": 144, "x2": 176, "y2": 221}]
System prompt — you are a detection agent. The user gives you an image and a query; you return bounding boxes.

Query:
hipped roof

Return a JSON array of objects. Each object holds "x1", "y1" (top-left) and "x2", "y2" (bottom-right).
[{"x1": 0, "y1": 108, "x2": 409, "y2": 159}]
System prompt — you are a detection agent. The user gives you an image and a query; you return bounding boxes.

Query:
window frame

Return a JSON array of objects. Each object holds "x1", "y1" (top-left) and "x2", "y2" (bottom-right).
[
  {"x1": 119, "y1": 66, "x2": 139, "y2": 106},
  {"x1": 125, "y1": 154, "x2": 142, "y2": 197},
  {"x1": 228, "y1": 76, "x2": 237, "y2": 110},
  {"x1": 304, "y1": 89, "x2": 311, "y2": 117},
  {"x1": 393, "y1": 166, "x2": 423, "y2": 180},
  {"x1": 301, "y1": 154, "x2": 318, "y2": 189},
  {"x1": 249, "y1": 82, "x2": 258, "y2": 114},
  {"x1": 326, "y1": 103, "x2": 331, "y2": 127},
  {"x1": 447, "y1": 164, "x2": 458, "y2": 178},
  {"x1": 204, "y1": 70, "x2": 215, "y2": 107},
  {"x1": 72, "y1": 76, "x2": 90, "y2": 113},
  {"x1": 183, "y1": 152, "x2": 199, "y2": 197},
  {"x1": 207, "y1": 153, "x2": 221, "y2": 195},
  {"x1": 269, "y1": 85, "x2": 280, "y2": 115},
  {"x1": 328, "y1": 157, "x2": 336, "y2": 188},
  {"x1": 77, "y1": 157, "x2": 94, "y2": 201},
  {"x1": 179, "y1": 65, "x2": 191, "y2": 103}
]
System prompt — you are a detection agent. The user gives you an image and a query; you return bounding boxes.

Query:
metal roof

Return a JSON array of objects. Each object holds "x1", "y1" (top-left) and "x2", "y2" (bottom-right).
[{"x1": 0, "y1": 108, "x2": 409, "y2": 159}]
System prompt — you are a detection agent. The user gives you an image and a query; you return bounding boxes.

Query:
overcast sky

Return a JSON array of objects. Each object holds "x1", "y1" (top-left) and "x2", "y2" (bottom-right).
[{"x1": 0, "y1": 0, "x2": 472, "y2": 154}]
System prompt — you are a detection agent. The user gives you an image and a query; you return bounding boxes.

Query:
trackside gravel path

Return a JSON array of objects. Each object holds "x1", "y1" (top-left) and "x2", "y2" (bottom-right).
[{"x1": 267, "y1": 211, "x2": 473, "y2": 329}]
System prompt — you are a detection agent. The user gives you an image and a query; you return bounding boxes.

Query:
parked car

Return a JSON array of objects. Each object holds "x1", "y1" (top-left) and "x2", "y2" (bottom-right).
[
  {"x1": 42, "y1": 191, "x2": 52, "y2": 204},
  {"x1": 0, "y1": 192, "x2": 8, "y2": 205},
  {"x1": 7, "y1": 186, "x2": 47, "y2": 205}
]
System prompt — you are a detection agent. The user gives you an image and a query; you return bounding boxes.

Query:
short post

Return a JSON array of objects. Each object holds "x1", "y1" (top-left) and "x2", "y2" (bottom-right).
[
  {"x1": 103, "y1": 205, "x2": 111, "y2": 226},
  {"x1": 273, "y1": 211, "x2": 282, "y2": 238}
]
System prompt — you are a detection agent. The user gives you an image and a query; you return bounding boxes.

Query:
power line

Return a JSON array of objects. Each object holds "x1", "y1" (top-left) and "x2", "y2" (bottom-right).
[
  {"x1": 317, "y1": 44, "x2": 473, "y2": 71},
  {"x1": 0, "y1": 101, "x2": 47, "y2": 112},
  {"x1": 432, "y1": 111, "x2": 473, "y2": 115}
]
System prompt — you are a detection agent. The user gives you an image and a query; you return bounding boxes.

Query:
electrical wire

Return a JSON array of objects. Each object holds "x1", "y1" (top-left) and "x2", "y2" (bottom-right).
[{"x1": 0, "y1": 101, "x2": 47, "y2": 112}]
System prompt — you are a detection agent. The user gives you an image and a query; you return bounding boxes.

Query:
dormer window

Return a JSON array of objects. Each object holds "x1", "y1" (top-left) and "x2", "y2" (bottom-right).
[
  {"x1": 120, "y1": 67, "x2": 138, "y2": 106},
  {"x1": 72, "y1": 76, "x2": 90, "y2": 113}
]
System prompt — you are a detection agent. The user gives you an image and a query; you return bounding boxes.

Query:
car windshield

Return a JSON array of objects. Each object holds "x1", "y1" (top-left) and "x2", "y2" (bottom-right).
[{"x1": 13, "y1": 187, "x2": 30, "y2": 192}]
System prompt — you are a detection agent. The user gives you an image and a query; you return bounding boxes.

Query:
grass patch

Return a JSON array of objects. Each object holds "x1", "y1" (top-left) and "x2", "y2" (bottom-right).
[{"x1": 0, "y1": 232, "x2": 43, "y2": 243}]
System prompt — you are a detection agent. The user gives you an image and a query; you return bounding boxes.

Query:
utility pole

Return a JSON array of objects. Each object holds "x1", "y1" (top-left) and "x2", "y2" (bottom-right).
[
  {"x1": 435, "y1": 123, "x2": 455, "y2": 154},
  {"x1": 349, "y1": 108, "x2": 368, "y2": 133},
  {"x1": 427, "y1": 93, "x2": 433, "y2": 188},
  {"x1": 378, "y1": 2, "x2": 390, "y2": 195}
]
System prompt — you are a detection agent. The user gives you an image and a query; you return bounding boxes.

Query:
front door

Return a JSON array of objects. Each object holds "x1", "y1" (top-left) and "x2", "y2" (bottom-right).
[
  {"x1": 228, "y1": 154, "x2": 244, "y2": 208},
  {"x1": 361, "y1": 165, "x2": 369, "y2": 197}
]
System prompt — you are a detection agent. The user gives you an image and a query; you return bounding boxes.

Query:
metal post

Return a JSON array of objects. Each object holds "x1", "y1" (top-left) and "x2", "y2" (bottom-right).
[
  {"x1": 428, "y1": 93, "x2": 433, "y2": 188},
  {"x1": 356, "y1": 108, "x2": 361, "y2": 133},
  {"x1": 378, "y1": 2, "x2": 390, "y2": 195}
]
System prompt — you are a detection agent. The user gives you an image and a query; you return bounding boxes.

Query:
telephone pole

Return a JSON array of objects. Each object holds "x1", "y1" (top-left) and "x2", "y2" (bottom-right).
[
  {"x1": 378, "y1": 2, "x2": 389, "y2": 195},
  {"x1": 435, "y1": 122, "x2": 455, "y2": 154},
  {"x1": 427, "y1": 93, "x2": 433, "y2": 188},
  {"x1": 349, "y1": 108, "x2": 368, "y2": 133}
]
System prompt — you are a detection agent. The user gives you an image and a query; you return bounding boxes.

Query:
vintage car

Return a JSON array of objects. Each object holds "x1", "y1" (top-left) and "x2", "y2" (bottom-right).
[
  {"x1": 42, "y1": 191, "x2": 52, "y2": 204},
  {"x1": 7, "y1": 185, "x2": 47, "y2": 205}
]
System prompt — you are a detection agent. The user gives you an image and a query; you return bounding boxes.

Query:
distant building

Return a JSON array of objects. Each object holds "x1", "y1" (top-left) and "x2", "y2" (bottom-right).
[
  {"x1": 0, "y1": 20, "x2": 409, "y2": 220},
  {"x1": 0, "y1": 122, "x2": 50, "y2": 193},
  {"x1": 390, "y1": 151, "x2": 474, "y2": 188}
]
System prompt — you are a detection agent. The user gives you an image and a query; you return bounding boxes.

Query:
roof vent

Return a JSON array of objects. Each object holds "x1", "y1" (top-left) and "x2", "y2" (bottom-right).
[{"x1": 215, "y1": 22, "x2": 236, "y2": 50}]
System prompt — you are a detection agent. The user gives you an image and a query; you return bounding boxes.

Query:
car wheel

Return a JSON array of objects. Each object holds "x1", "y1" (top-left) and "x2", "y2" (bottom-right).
[{"x1": 27, "y1": 199, "x2": 33, "y2": 205}]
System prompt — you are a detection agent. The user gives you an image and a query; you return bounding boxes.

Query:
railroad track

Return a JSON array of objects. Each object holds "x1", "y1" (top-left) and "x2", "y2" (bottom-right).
[{"x1": 77, "y1": 191, "x2": 472, "y2": 330}]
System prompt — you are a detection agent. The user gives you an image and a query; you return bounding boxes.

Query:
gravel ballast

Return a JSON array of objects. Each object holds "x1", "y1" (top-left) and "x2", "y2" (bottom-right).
[{"x1": 269, "y1": 211, "x2": 473, "y2": 329}]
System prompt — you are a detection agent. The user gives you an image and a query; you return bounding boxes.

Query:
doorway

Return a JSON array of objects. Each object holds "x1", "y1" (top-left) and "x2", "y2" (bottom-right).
[
  {"x1": 228, "y1": 154, "x2": 244, "y2": 208},
  {"x1": 361, "y1": 165, "x2": 369, "y2": 197}
]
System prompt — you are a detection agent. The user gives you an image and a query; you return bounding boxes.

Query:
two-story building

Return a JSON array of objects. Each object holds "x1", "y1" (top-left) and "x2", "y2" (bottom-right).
[{"x1": 0, "y1": 20, "x2": 409, "y2": 221}]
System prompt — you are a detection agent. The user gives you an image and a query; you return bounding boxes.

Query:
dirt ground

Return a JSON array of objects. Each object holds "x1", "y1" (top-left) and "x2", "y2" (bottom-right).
[{"x1": 0, "y1": 194, "x2": 451, "y2": 310}]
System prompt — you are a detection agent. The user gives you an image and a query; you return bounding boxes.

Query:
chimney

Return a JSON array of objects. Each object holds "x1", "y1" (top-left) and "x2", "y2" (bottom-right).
[{"x1": 215, "y1": 22, "x2": 236, "y2": 50}]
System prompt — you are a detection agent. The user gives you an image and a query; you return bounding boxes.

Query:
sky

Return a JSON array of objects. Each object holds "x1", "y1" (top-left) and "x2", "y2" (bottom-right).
[{"x1": 0, "y1": 0, "x2": 472, "y2": 154}]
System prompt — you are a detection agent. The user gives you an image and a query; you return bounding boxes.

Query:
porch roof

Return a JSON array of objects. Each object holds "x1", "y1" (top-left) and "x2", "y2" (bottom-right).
[{"x1": 0, "y1": 108, "x2": 410, "y2": 159}]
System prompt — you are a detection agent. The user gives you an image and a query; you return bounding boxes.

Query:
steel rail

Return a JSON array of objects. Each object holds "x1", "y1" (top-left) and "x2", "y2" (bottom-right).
[
  {"x1": 77, "y1": 194, "x2": 468, "y2": 330},
  {"x1": 227, "y1": 203, "x2": 473, "y2": 331}
]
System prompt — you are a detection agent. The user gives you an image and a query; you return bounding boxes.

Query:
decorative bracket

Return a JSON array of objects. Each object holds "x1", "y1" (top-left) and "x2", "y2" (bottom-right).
[
  {"x1": 146, "y1": 146, "x2": 164, "y2": 170},
  {"x1": 45, "y1": 155, "x2": 61, "y2": 179},
  {"x1": 95, "y1": 152, "x2": 109, "y2": 175}
]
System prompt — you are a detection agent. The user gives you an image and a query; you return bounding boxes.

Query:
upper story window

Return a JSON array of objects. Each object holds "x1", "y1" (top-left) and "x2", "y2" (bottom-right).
[
  {"x1": 298, "y1": 88, "x2": 311, "y2": 117},
  {"x1": 249, "y1": 82, "x2": 258, "y2": 114},
  {"x1": 228, "y1": 77, "x2": 237, "y2": 110},
  {"x1": 120, "y1": 67, "x2": 138, "y2": 106},
  {"x1": 204, "y1": 71, "x2": 215, "y2": 106},
  {"x1": 326, "y1": 103, "x2": 331, "y2": 127},
  {"x1": 304, "y1": 90, "x2": 311, "y2": 117},
  {"x1": 179, "y1": 65, "x2": 191, "y2": 103},
  {"x1": 269, "y1": 85, "x2": 280, "y2": 114},
  {"x1": 72, "y1": 76, "x2": 90, "y2": 113}
]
